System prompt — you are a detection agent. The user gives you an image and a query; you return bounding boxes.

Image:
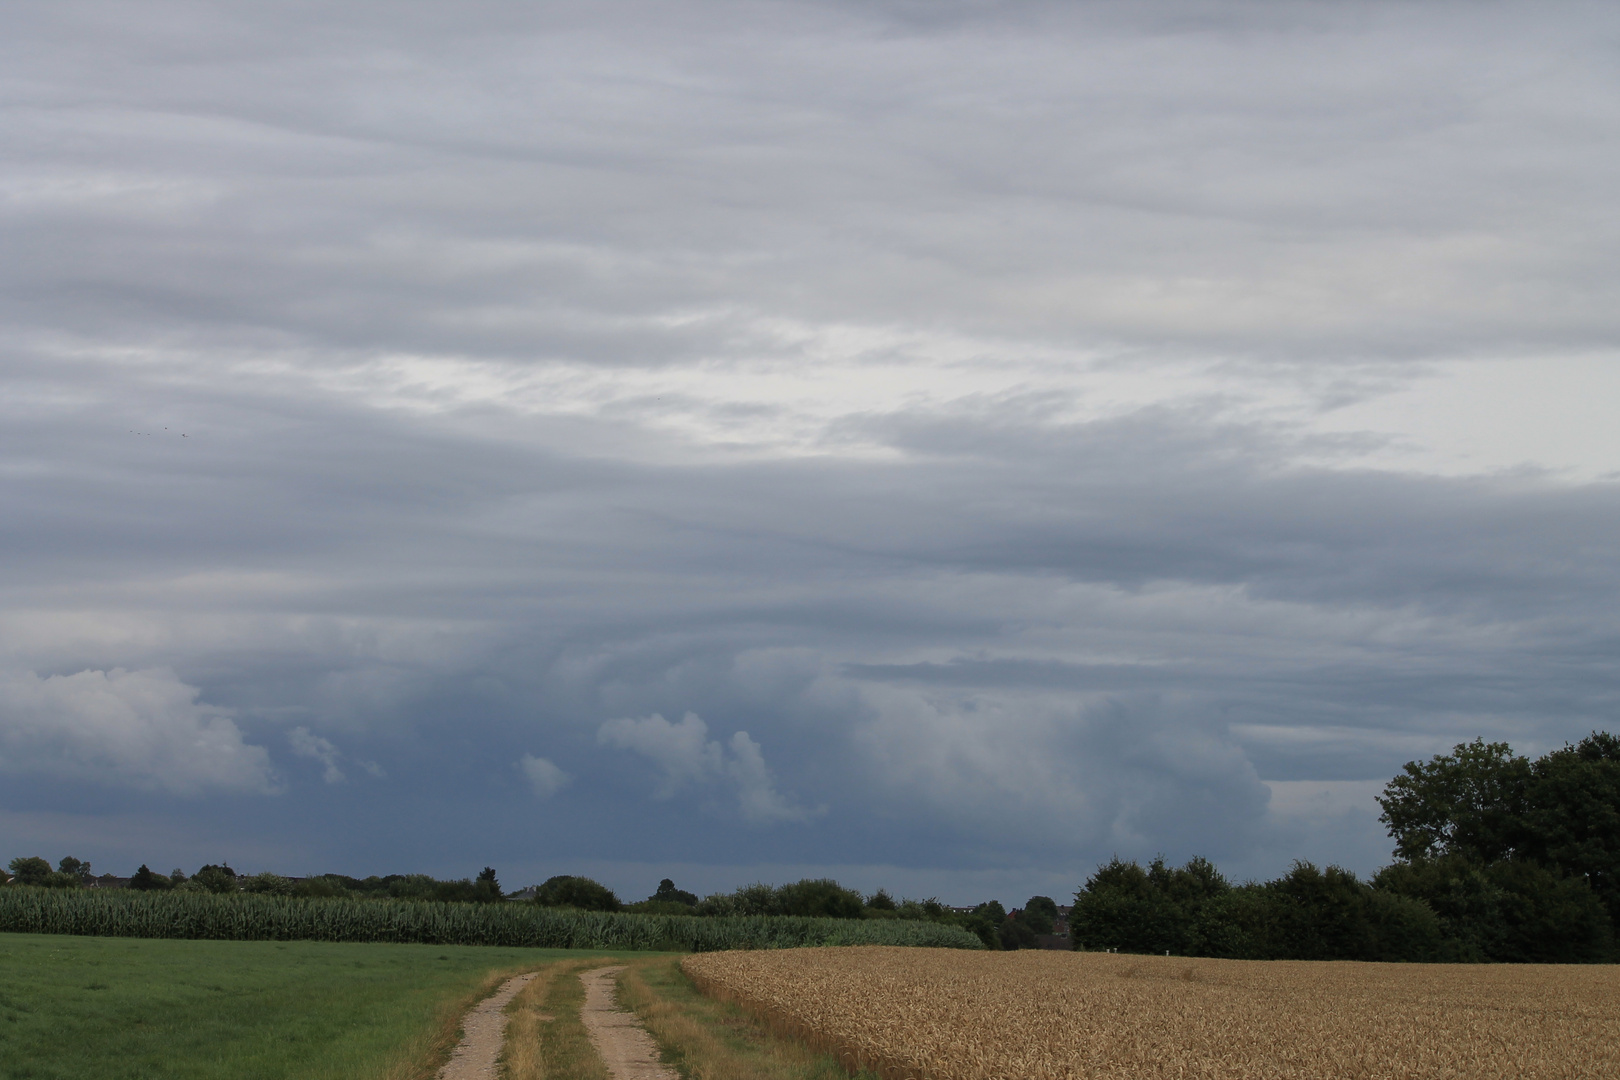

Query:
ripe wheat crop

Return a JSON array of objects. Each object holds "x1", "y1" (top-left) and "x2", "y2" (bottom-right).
[{"x1": 683, "y1": 946, "x2": 1620, "y2": 1079}]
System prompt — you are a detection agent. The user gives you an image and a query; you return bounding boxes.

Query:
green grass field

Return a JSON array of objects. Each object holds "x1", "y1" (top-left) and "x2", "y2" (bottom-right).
[{"x1": 0, "y1": 933, "x2": 626, "y2": 1080}]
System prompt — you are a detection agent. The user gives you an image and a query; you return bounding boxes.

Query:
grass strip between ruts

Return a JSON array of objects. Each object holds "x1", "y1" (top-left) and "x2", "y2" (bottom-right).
[
  {"x1": 615, "y1": 956, "x2": 880, "y2": 1080},
  {"x1": 501, "y1": 957, "x2": 615, "y2": 1080}
]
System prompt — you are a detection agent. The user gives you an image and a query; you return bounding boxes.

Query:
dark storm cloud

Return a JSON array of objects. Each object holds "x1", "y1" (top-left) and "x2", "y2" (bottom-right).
[{"x1": 2, "y1": 0, "x2": 1617, "y2": 900}]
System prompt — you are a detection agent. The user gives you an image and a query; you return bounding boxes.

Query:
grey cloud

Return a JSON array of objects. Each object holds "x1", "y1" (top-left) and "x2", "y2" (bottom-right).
[
  {"x1": 0, "y1": 667, "x2": 277, "y2": 795},
  {"x1": 517, "y1": 754, "x2": 569, "y2": 799},
  {"x1": 4, "y1": 0, "x2": 1619, "y2": 374},
  {"x1": 1, "y1": 0, "x2": 1616, "y2": 896},
  {"x1": 598, "y1": 713, "x2": 723, "y2": 798},
  {"x1": 598, "y1": 712, "x2": 818, "y2": 824},
  {"x1": 288, "y1": 726, "x2": 344, "y2": 784}
]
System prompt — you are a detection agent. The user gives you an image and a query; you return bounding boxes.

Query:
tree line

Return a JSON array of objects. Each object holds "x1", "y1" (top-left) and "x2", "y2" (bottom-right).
[
  {"x1": 527, "y1": 875, "x2": 1060, "y2": 950},
  {"x1": 1074, "y1": 733, "x2": 1620, "y2": 962},
  {"x1": 2, "y1": 860, "x2": 508, "y2": 904}
]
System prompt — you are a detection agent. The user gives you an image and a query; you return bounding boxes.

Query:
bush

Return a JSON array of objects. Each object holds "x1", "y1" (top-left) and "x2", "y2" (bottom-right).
[
  {"x1": 7, "y1": 857, "x2": 52, "y2": 888},
  {"x1": 292, "y1": 876, "x2": 349, "y2": 899},
  {"x1": 651, "y1": 878, "x2": 699, "y2": 906},
  {"x1": 1018, "y1": 896, "x2": 1058, "y2": 935},
  {"x1": 776, "y1": 879, "x2": 865, "y2": 919},
  {"x1": 191, "y1": 864, "x2": 239, "y2": 894},
  {"x1": 1073, "y1": 856, "x2": 1448, "y2": 961},
  {"x1": 1375, "y1": 855, "x2": 1613, "y2": 963},
  {"x1": 696, "y1": 879, "x2": 865, "y2": 919},
  {"x1": 533, "y1": 875, "x2": 622, "y2": 912},
  {"x1": 865, "y1": 889, "x2": 898, "y2": 912},
  {"x1": 129, "y1": 865, "x2": 174, "y2": 892},
  {"x1": 241, "y1": 872, "x2": 294, "y2": 896}
]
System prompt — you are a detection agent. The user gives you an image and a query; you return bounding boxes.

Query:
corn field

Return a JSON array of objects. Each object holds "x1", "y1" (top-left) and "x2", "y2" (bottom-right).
[
  {"x1": 0, "y1": 887, "x2": 981, "y2": 951},
  {"x1": 684, "y1": 946, "x2": 1620, "y2": 1079}
]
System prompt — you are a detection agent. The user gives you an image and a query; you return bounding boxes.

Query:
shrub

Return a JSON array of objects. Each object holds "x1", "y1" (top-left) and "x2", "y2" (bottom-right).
[
  {"x1": 696, "y1": 879, "x2": 864, "y2": 919},
  {"x1": 776, "y1": 879, "x2": 865, "y2": 919},
  {"x1": 7, "y1": 857, "x2": 52, "y2": 887},
  {"x1": 651, "y1": 878, "x2": 698, "y2": 906},
  {"x1": 864, "y1": 889, "x2": 898, "y2": 912},
  {"x1": 241, "y1": 872, "x2": 294, "y2": 896},
  {"x1": 533, "y1": 875, "x2": 622, "y2": 912},
  {"x1": 292, "y1": 875, "x2": 349, "y2": 899},
  {"x1": 129, "y1": 865, "x2": 174, "y2": 892},
  {"x1": 191, "y1": 864, "x2": 239, "y2": 894}
]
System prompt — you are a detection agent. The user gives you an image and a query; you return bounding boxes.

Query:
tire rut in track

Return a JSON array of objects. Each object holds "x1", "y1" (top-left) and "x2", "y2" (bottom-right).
[{"x1": 578, "y1": 965, "x2": 679, "y2": 1080}]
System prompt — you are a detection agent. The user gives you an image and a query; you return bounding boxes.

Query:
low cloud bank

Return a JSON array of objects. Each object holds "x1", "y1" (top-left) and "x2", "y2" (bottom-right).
[{"x1": 0, "y1": 667, "x2": 276, "y2": 796}]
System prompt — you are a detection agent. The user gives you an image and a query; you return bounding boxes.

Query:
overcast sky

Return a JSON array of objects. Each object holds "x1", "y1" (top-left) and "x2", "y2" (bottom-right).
[{"x1": 3, "y1": 0, "x2": 1618, "y2": 906}]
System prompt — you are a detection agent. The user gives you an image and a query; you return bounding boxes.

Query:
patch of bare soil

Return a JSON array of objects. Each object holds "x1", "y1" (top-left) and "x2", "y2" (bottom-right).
[
  {"x1": 437, "y1": 972, "x2": 538, "y2": 1080},
  {"x1": 579, "y1": 966, "x2": 679, "y2": 1080}
]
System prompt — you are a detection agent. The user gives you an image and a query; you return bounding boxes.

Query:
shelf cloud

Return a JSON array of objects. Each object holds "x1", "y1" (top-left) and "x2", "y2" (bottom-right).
[{"x1": 1, "y1": 0, "x2": 1616, "y2": 900}]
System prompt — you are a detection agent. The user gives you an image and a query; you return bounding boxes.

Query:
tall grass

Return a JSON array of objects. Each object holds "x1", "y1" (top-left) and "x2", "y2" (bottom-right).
[{"x1": 0, "y1": 887, "x2": 981, "y2": 950}]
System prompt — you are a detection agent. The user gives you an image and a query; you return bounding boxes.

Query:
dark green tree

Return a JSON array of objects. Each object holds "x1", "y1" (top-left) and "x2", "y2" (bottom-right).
[
  {"x1": 960, "y1": 901, "x2": 1005, "y2": 949},
  {"x1": 1019, "y1": 895, "x2": 1058, "y2": 935},
  {"x1": 191, "y1": 864, "x2": 239, "y2": 894},
  {"x1": 129, "y1": 864, "x2": 174, "y2": 891},
  {"x1": 241, "y1": 872, "x2": 294, "y2": 896},
  {"x1": 648, "y1": 878, "x2": 697, "y2": 906},
  {"x1": 7, "y1": 856, "x2": 51, "y2": 886},
  {"x1": 1375, "y1": 855, "x2": 1611, "y2": 963},
  {"x1": 533, "y1": 875, "x2": 622, "y2": 911},
  {"x1": 999, "y1": 913, "x2": 1037, "y2": 950},
  {"x1": 864, "y1": 888, "x2": 898, "y2": 912},
  {"x1": 1520, "y1": 732, "x2": 1620, "y2": 924},
  {"x1": 775, "y1": 879, "x2": 865, "y2": 919},
  {"x1": 1072, "y1": 857, "x2": 1226, "y2": 955},
  {"x1": 57, "y1": 856, "x2": 92, "y2": 882},
  {"x1": 292, "y1": 875, "x2": 348, "y2": 898},
  {"x1": 474, "y1": 867, "x2": 502, "y2": 902},
  {"x1": 1377, "y1": 738, "x2": 1532, "y2": 863}
]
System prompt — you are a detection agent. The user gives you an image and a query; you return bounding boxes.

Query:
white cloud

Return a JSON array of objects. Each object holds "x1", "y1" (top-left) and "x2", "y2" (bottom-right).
[
  {"x1": 598, "y1": 712, "x2": 817, "y2": 824},
  {"x1": 598, "y1": 712, "x2": 723, "y2": 798},
  {"x1": 518, "y1": 754, "x2": 569, "y2": 798},
  {"x1": 288, "y1": 726, "x2": 345, "y2": 784},
  {"x1": 0, "y1": 667, "x2": 277, "y2": 795},
  {"x1": 725, "y1": 730, "x2": 819, "y2": 824}
]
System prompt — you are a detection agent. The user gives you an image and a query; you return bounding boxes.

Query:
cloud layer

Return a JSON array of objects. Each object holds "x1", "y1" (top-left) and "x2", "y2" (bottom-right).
[
  {"x1": 1, "y1": 0, "x2": 1616, "y2": 902},
  {"x1": 0, "y1": 668, "x2": 275, "y2": 795}
]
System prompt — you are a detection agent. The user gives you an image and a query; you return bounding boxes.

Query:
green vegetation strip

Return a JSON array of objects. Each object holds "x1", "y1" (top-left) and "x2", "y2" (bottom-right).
[
  {"x1": 0, "y1": 933, "x2": 566, "y2": 1080},
  {"x1": 0, "y1": 888, "x2": 982, "y2": 950}
]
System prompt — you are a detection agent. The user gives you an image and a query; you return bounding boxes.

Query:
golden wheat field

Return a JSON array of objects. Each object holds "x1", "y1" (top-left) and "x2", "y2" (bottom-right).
[{"x1": 682, "y1": 946, "x2": 1620, "y2": 1080}]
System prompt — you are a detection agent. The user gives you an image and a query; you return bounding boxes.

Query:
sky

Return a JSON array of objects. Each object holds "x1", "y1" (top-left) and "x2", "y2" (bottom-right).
[{"x1": 3, "y1": 0, "x2": 1619, "y2": 907}]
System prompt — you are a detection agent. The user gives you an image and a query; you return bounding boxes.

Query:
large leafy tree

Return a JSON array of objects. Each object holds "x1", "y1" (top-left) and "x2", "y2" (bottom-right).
[
  {"x1": 6, "y1": 856, "x2": 51, "y2": 886},
  {"x1": 57, "y1": 856, "x2": 92, "y2": 882},
  {"x1": 1377, "y1": 731, "x2": 1620, "y2": 945},
  {"x1": 1522, "y1": 733, "x2": 1620, "y2": 922},
  {"x1": 1377, "y1": 738, "x2": 1533, "y2": 862}
]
